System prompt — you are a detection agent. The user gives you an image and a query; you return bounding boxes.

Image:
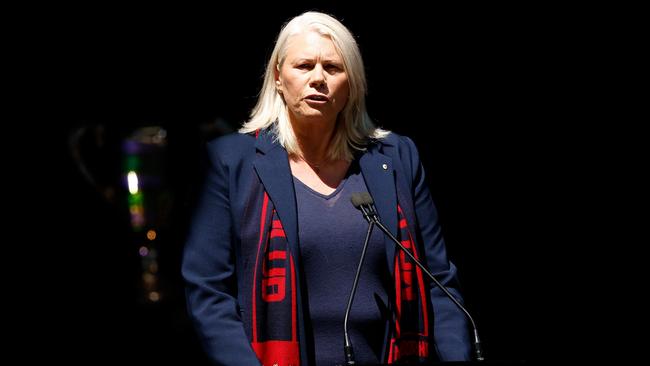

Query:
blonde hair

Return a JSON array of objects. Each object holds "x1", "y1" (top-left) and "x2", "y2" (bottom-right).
[{"x1": 239, "y1": 11, "x2": 390, "y2": 162}]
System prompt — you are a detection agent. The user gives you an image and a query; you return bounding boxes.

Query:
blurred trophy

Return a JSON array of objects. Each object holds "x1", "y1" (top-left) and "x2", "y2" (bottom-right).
[
  {"x1": 122, "y1": 126, "x2": 171, "y2": 304},
  {"x1": 70, "y1": 124, "x2": 172, "y2": 304}
]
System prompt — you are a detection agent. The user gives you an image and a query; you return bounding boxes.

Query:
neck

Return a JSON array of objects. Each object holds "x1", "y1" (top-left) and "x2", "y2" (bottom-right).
[{"x1": 291, "y1": 118, "x2": 338, "y2": 164}]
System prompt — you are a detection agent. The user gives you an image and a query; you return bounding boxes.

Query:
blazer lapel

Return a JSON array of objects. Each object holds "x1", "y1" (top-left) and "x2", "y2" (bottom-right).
[
  {"x1": 359, "y1": 148, "x2": 398, "y2": 274},
  {"x1": 252, "y1": 132, "x2": 300, "y2": 264}
]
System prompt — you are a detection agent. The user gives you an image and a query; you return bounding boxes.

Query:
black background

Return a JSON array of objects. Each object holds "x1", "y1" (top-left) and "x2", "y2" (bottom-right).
[{"x1": 24, "y1": 2, "x2": 626, "y2": 364}]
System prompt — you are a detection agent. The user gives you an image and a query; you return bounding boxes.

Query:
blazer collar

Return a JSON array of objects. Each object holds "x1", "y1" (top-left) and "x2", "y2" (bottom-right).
[
  {"x1": 252, "y1": 130, "x2": 300, "y2": 264},
  {"x1": 254, "y1": 128, "x2": 281, "y2": 154}
]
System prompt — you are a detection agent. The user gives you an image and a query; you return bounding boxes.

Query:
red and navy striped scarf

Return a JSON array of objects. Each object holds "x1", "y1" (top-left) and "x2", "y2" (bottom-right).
[
  {"x1": 250, "y1": 191, "x2": 300, "y2": 366},
  {"x1": 387, "y1": 205, "x2": 430, "y2": 363},
  {"x1": 249, "y1": 193, "x2": 431, "y2": 365}
]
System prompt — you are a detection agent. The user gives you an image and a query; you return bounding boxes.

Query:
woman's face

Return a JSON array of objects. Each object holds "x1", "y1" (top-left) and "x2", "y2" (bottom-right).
[{"x1": 276, "y1": 31, "x2": 349, "y2": 126}]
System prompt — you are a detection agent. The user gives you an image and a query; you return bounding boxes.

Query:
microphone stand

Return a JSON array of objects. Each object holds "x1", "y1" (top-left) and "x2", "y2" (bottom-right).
[
  {"x1": 364, "y1": 203, "x2": 485, "y2": 362},
  {"x1": 343, "y1": 204, "x2": 376, "y2": 365}
]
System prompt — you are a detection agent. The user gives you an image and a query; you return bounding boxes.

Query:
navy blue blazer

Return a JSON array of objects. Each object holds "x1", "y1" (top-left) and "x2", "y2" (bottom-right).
[{"x1": 182, "y1": 129, "x2": 471, "y2": 365}]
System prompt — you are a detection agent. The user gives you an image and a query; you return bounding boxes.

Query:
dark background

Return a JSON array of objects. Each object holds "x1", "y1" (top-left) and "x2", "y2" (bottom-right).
[{"x1": 28, "y1": 2, "x2": 620, "y2": 364}]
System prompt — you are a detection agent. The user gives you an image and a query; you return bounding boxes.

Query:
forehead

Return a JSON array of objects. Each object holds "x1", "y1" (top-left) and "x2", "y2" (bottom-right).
[{"x1": 285, "y1": 31, "x2": 342, "y2": 60}]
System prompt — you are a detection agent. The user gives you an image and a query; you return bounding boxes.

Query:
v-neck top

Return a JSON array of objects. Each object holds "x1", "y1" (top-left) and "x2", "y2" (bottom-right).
[{"x1": 293, "y1": 160, "x2": 390, "y2": 365}]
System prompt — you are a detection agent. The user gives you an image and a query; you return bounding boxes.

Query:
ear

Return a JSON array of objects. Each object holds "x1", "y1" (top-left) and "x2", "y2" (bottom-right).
[
  {"x1": 274, "y1": 64, "x2": 283, "y2": 92},
  {"x1": 274, "y1": 62, "x2": 281, "y2": 79}
]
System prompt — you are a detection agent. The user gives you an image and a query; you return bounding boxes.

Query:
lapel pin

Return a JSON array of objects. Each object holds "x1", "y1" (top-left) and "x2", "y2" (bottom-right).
[{"x1": 382, "y1": 163, "x2": 388, "y2": 170}]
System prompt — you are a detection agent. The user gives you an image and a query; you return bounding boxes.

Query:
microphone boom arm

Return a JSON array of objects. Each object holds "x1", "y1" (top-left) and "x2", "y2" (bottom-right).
[
  {"x1": 366, "y1": 206, "x2": 484, "y2": 362},
  {"x1": 343, "y1": 219, "x2": 375, "y2": 365}
]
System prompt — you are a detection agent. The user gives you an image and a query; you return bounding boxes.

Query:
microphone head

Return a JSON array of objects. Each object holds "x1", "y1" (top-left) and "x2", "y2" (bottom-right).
[
  {"x1": 350, "y1": 192, "x2": 366, "y2": 209},
  {"x1": 351, "y1": 192, "x2": 374, "y2": 209},
  {"x1": 361, "y1": 192, "x2": 374, "y2": 205}
]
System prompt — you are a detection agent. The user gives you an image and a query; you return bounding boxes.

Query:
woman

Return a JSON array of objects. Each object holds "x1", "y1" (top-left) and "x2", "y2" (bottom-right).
[{"x1": 182, "y1": 11, "x2": 471, "y2": 365}]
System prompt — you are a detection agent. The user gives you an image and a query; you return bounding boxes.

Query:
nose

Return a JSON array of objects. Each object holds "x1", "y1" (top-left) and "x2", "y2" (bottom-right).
[{"x1": 309, "y1": 64, "x2": 326, "y2": 88}]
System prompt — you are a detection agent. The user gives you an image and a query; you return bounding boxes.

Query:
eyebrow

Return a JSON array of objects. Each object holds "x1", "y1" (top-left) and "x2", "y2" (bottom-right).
[{"x1": 292, "y1": 58, "x2": 343, "y2": 65}]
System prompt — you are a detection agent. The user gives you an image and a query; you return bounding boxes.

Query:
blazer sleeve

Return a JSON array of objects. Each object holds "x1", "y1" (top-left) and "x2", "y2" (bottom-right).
[
  {"x1": 401, "y1": 136, "x2": 472, "y2": 361},
  {"x1": 181, "y1": 143, "x2": 262, "y2": 366}
]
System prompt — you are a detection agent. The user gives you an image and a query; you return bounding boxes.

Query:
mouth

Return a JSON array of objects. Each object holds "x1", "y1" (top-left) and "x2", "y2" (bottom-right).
[{"x1": 304, "y1": 94, "x2": 330, "y2": 104}]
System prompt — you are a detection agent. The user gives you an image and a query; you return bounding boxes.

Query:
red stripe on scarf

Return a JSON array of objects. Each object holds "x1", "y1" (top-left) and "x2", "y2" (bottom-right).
[
  {"x1": 252, "y1": 341, "x2": 300, "y2": 366},
  {"x1": 407, "y1": 229, "x2": 429, "y2": 336},
  {"x1": 290, "y1": 254, "x2": 297, "y2": 341},
  {"x1": 252, "y1": 192, "x2": 269, "y2": 342},
  {"x1": 388, "y1": 205, "x2": 430, "y2": 363}
]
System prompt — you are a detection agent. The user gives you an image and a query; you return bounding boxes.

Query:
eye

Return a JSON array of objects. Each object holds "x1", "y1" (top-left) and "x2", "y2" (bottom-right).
[
  {"x1": 297, "y1": 63, "x2": 312, "y2": 70},
  {"x1": 325, "y1": 64, "x2": 342, "y2": 73}
]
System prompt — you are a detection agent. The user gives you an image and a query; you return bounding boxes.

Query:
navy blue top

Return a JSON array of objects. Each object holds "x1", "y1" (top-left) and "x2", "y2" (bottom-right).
[{"x1": 294, "y1": 161, "x2": 390, "y2": 365}]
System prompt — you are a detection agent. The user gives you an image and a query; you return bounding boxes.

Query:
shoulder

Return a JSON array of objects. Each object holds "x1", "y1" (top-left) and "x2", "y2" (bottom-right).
[
  {"x1": 371, "y1": 132, "x2": 423, "y2": 184},
  {"x1": 205, "y1": 132, "x2": 257, "y2": 165},
  {"x1": 207, "y1": 131, "x2": 256, "y2": 152},
  {"x1": 374, "y1": 131, "x2": 420, "y2": 160}
]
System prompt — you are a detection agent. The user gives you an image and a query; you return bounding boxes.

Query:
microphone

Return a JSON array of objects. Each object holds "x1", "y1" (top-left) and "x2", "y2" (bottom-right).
[
  {"x1": 341, "y1": 194, "x2": 377, "y2": 365},
  {"x1": 350, "y1": 192, "x2": 485, "y2": 362}
]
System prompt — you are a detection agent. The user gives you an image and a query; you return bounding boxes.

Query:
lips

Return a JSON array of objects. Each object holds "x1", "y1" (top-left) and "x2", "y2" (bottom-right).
[{"x1": 304, "y1": 94, "x2": 330, "y2": 102}]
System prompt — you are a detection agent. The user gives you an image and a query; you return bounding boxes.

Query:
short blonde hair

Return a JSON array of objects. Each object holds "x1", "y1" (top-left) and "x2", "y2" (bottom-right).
[{"x1": 239, "y1": 11, "x2": 389, "y2": 161}]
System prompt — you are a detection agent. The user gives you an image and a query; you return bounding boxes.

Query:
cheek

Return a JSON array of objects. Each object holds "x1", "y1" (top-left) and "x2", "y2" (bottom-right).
[
  {"x1": 284, "y1": 84, "x2": 302, "y2": 103},
  {"x1": 335, "y1": 81, "x2": 350, "y2": 102},
  {"x1": 281, "y1": 73, "x2": 303, "y2": 95}
]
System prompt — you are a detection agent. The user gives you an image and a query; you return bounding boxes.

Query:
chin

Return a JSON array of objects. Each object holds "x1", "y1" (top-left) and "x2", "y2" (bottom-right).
[
  {"x1": 298, "y1": 108, "x2": 327, "y2": 118},
  {"x1": 304, "y1": 112, "x2": 332, "y2": 121}
]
